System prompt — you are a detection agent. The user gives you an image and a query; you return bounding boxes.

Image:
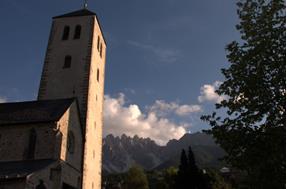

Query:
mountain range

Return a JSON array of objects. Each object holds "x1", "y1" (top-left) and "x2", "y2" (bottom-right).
[{"x1": 102, "y1": 132, "x2": 226, "y2": 174}]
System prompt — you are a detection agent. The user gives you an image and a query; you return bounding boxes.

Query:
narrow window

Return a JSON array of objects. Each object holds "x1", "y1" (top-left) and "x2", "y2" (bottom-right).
[
  {"x1": 62, "y1": 26, "x2": 70, "y2": 40},
  {"x1": 63, "y1": 55, "x2": 72, "y2": 68},
  {"x1": 67, "y1": 131, "x2": 75, "y2": 154},
  {"x1": 100, "y1": 43, "x2": 103, "y2": 58},
  {"x1": 97, "y1": 69, "x2": 100, "y2": 82},
  {"x1": 27, "y1": 128, "x2": 37, "y2": 159},
  {"x1": 74, "y1": 25, "x2": 81, "y2": 39},
  {"x1": 97, "y1": 36, "x2": 100, "y2": 51}
]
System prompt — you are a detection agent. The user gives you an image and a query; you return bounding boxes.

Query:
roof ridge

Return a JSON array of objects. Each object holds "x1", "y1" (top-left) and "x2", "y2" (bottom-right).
[{"x1": 53, "y1": 9, "x2": 97, "y2": 19}]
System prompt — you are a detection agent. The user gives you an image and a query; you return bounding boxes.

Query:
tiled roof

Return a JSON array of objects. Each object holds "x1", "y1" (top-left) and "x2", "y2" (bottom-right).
[
  {"x1": 0, "y1": 98, "x2": 75, "y2": 125},
  {"x1": 0, "y1": 159, "x2": 56, "y2": 179},
  {"x1": 53, "y1": 9, "x2": 96, "y2": 19}
]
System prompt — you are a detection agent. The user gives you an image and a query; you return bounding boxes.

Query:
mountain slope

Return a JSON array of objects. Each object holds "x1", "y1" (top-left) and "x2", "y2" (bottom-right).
[{"x1": 102, "y1": 132, "x2": 225, "y2": 174}]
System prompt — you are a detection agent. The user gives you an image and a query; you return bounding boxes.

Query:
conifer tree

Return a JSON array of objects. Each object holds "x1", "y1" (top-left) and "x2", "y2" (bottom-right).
[
  {"x1": 176, "y1": 147, "x2": 207, "y2": 189},
  {"x1": 175, "y1": 149, "x2": 189, "y2": 189}
]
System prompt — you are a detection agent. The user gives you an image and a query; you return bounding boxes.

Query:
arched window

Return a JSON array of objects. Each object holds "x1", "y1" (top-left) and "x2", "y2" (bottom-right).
[
  {"x1": 62, "y1": 26, "x2": 70, "y2": 40},
  {"x1": 97, "y1": 68, "x2": 100, "y2": 82},
  {"x1": 73, "y1": 25, "x2": 81, "y2": 39},
  {"x1": 27, "y1": 128, "x2": 37, "y2": 159},
  {"x1": 63, "y1": 55, "x2": 72, "y2": 69}
]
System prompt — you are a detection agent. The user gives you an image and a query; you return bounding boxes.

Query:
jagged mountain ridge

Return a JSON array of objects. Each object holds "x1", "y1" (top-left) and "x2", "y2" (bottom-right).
[{"x1": 102, "y1": 132, "x2": 225, "y2": 174}]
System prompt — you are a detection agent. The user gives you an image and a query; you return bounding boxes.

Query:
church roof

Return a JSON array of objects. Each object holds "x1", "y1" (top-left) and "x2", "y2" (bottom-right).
[
  {"x1": 53, "y1": 9, "x2": 96, "y2": 19},
  {"x1": 0, "y1": 98, "x2": 75, "y2": 125},
  {"x1": 0, "y1": 159, "x2": 56, "y2": 179}
]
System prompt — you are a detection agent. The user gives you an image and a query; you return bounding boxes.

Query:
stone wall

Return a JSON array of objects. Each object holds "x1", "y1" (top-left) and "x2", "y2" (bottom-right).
[
  {"x1": 58, "y1": 101, "x2": 83, "y2": 172},
  {"x1": 82, "y1": 16, "x2": 106, "y2": 189},
  {"x1": 0, "y1": 123, "x2": 57, "y2": 161},
  {"x1": 26, "y1": 160, "x2": 81, "y2": 189},
  {"x1": 0, "y1": 179, "x2": 26, "y2": 189}
]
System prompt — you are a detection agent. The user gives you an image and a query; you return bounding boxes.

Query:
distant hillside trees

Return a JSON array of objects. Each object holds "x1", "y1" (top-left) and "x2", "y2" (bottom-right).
[
  {"x1": 202, "y1": 0, "x2": 285, "y2": 188},
  {"x1": 123, "y1": 165, "x2": 149, "y2": 189},
  {"x1": 102, "y1": 147, "x2": 230, "y2": 189}
]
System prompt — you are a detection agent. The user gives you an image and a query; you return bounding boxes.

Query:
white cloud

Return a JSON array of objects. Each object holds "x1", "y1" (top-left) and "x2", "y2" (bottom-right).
[
  {"x1": 127, "y1": 40, "x2": 181, "y2": 63},
  {"x1": 175, "y1": 104, "x2": 202, "y2": 116},
  {"x1": 198, "y1": 81, "x2": 226, "y2": 103},
  {"x1": 0, "y1": 96, "x2": 7, "y2": 103},
  {"x1": 104, "y1": 94, "x2": 187, "y2": 145},
  {"x1": 149, "y1": 100, "x2": 202, "y2": 117}
]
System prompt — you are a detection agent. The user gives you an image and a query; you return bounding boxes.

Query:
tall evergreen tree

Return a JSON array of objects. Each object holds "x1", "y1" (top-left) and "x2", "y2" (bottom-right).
[
  {"x1": 175, "y1": 149, "x2": 189, "y2": 189},
  {"x1": 187, "y1": 146, "x2": 208, "y2": 189},
  {"x1": 176, "y1": 147, "x2": 208, "y2": 189},
  {"x1": 187, "y1": 146, "x2": 198, "y2": 177},
  {"x1": 201, "y1": 0, "x2": 285, "y2": 188}
]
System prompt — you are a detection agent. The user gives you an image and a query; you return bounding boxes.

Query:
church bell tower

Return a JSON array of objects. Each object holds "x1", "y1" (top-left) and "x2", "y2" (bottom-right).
[{"x1": 38, "y1": 8, "x2": 106, "y2": 189}]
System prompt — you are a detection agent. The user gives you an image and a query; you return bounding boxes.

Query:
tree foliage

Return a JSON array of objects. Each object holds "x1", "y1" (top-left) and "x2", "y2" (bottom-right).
[
  {"x1": 204, "y1": 169, "x2": 232, "y2": 189},
  {"x1": 123, "y1": 165, "x2": 149, "y2": 189},
  {"x1": 201, "y1": 0, "x2": 285, "y2": 188}
]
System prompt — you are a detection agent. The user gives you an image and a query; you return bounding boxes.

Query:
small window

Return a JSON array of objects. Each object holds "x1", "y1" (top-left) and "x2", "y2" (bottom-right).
[
  {"x1": 97, "y1": 36, "x2": 100, "y2": 51},
  {"x1": 74, "y1": 25, "x2": 81, "y2": 39},
  {"x1": 100, "y1": 43, "x2": 103, "y2": 57},
  {"x1": 67, "y1": 131, "x2": 75, "y2": 154},
  {"x1": 97, "y1": 69, "x2": 100, "y2": 82},
  {"x1": 62, "y1": 26, "x2": 70, "y2": 40},
  {"x1": 27, "y1": 128, "x2": 37, "y2": 159},
  {"x1": 63, "y1": 56, "x2": 72, "y2": 68}
]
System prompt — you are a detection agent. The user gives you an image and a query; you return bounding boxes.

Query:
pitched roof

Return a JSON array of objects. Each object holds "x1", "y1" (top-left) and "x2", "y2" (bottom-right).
[
  {"x1": 0, "y1": 98, "x2": 75, "y2": 125},
  {"x1": 53, "y1": 9, "x2": 96, "y2": 19},
  {"x1": 0, "y1": 159, "x2": 56, "y2": 179}
]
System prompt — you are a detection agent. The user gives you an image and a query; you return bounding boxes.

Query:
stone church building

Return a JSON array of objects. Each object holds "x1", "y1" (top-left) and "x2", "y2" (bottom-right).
[{"x1": 0, "y1": 8, "x2": 106, "y2": 189}]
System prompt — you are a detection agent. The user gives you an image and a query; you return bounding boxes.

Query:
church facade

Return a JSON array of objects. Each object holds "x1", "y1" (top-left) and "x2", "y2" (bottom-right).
[{"x1": 0, "y1": 8, "x2": 106, "y2": 189}]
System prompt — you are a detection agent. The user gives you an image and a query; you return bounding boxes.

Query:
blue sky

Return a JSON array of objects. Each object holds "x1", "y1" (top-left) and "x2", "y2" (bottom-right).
[{"x1": 0, "y1": 0, "x2": 240, "y2": 144}]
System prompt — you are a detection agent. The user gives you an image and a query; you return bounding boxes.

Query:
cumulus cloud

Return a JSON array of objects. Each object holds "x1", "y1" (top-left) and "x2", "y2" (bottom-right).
[
  {"x1": 198, "y1": 81, "x2": 226, "y2": 103},
  {"x1": 104, "y1": 94, "x2": 187, "y2": 145},
  {"x1": 175, "y1": 104, "x2": 202, "y2": 116},
  {"x1": 127, "y1": 40, "x2": 181, "y2": 63},
  {"x1": 149, "y1": 100, "x2": 202, "y2": 117}
]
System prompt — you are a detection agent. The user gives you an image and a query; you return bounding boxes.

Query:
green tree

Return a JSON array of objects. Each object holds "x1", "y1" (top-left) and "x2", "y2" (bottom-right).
[
  {"x1": 204, "y1": 169, "x2": 232, "y2": 189},
  {"x1": 175, "y1": 149, "x2": 189, "y2": 188},
  {"x1": 163, "y1": 167, "x2": 177, "y2": 189},
  {"x1": 176, "y1": 147, "x2": 208, "y2": 189},
  {"x1": 201, "y1": 0, "x2": 285, "y2": 188},
  {"x1": 123, "y1": 165, "x2": 149, "y2": 189}
]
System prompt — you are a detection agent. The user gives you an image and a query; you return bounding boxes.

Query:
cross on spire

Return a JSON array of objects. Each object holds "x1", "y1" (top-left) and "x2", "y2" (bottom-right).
[{"x1": 83, "y1": 0, "x2": 88, "y2": 9}]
